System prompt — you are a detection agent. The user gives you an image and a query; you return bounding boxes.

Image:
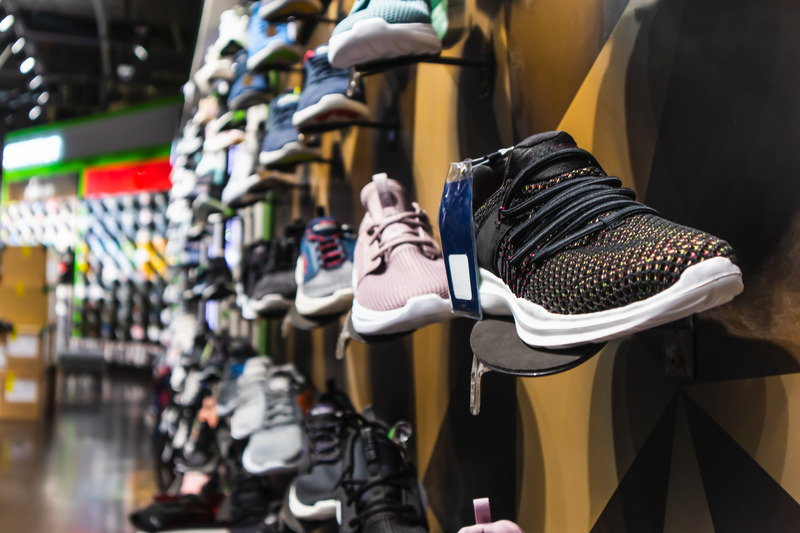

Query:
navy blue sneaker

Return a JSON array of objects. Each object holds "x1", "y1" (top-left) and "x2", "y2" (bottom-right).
[
  {"x1": 228, "y1": 50, "x2": 273, "y2": 110},
  {"x1": 259, "y1": 91, "x2": 321, "y2": 168},
  {"x1": 295, "y1": 216, "x2": 355, "y2": 316},
  {"x1": 292, "y1": 45, "x2": 370, "y2": 130},
  {"x1": 246, "y1": 1, "x2": 303, "y2": 71}
]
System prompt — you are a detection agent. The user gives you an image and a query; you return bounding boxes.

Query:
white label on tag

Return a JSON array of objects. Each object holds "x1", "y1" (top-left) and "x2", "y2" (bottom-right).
[{"x1": 448, "y1": 254, "x2": 473, "y2": 300}]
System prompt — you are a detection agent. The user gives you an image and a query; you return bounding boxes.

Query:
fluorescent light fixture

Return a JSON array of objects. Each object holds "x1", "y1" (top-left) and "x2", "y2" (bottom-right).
[
  {"x1": 0, "y1": 15, "x2": 14, "y2": 33},
  {"x1": 28, "y1": 106, "x2": 41, "y2": 120},
  {"x1": 20, "y1": 56, "x2": 35, "y2": 74},
  {"x1": 133, "y1": 44, "x2": 148, "y2": 61},
  {"x1": 3, "y1": 134, "x2": 63, "y2": 169},
  {"x1": 11, "y1": 37, "x2": 25, "y2": 54},
  {"x1": 37, "y1": 91, "x2": 49, "y2": 105},
  {"x1": 29, "y1": 75, "x2": 43, "y2": 90}
]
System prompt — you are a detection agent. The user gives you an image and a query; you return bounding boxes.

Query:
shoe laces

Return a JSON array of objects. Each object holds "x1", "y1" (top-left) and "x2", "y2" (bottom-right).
[
  {"x1": 366, "y1": 204, "x2": 440, "y2": 261},
  {"x1": 339, "y1": 423, "x2": 424, "y2": 530},
  {"x1": 495, "y1": 146, "x2": 658, "y2": 267},
  {"x1": 305, "y1": 52, "x2": 346, "y2": 86},
  {"x1": 305, "y1": 390, "x2": 356, "y2": 464},
  {"x1": 270, "y1": 98, "x2": 298, "y2": 129},
  {"x1": 307, "y1": 229, "x2": 347, "y2": 269},
  {"x1": 262, "y1": 365, "x2": 303, "y2": 428}
]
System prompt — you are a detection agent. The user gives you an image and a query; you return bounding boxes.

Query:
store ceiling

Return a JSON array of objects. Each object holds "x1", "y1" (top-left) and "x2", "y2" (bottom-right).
[{"x1": 0, "y1": 0, "x2": 202, "y2": 132}]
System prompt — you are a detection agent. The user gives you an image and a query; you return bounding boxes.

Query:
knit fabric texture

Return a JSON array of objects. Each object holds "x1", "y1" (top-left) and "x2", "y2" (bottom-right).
[{"x1": 332, "y1": 0, "x2": 433, "y2": 35}]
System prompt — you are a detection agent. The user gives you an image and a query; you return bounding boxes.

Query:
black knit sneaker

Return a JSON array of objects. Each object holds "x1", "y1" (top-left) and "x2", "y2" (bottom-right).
[
  {"x1": 288, "y1": 385, "x2": 357, "y2": 522},
  {"x1": 249, "y1": 220, "x2": 305, "y2": 317},
  {"x1": 336, "y1": 424, "x2": 427, "y2": 533},
  {"x1": 467, "y1": 130, "x2": 743, "y2": 348}
]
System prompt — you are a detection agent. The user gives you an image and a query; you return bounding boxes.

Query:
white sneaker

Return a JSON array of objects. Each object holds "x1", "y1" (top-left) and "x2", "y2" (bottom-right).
[{"x1": 216, "y1": 7, "x2": 249, "y2": 55}]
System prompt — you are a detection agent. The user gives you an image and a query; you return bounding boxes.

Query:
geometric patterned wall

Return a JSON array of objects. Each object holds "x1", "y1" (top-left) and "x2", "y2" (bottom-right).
[{"x1": 290, "y1": 1, "x2": 800, "y2": 532}]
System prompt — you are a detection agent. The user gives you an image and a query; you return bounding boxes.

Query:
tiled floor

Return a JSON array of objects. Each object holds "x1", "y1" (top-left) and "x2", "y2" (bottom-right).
[{"x1": 0, "y1": 370, "x2": 157, "y2": 533}]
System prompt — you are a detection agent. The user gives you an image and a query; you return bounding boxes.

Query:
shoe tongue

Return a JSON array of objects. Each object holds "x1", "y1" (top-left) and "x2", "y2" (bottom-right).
[
  {"x1": 361, "y1": 173, "x2": 416, "y2": 245},
  {"x1": 504, "y1": 130, "x2": 585, "y2": 180},
  {"x1": 267, "y1": 374, "x2": 291, "y2": 394},
  {"x1": 352, "y1": 426, "x2": 404, "y2": 505}
]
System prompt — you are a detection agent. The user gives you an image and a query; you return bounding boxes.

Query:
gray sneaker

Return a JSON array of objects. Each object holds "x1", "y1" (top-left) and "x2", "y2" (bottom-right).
[
  {"x1": 294, "y1": 216, "x2": 355, "y2": 316},
  {"x1": 241, "y1": 364, "x2": 307, "y2": 475},
  {"x1": 230, "y1": 356, "x2": 273, "y2": 440}
]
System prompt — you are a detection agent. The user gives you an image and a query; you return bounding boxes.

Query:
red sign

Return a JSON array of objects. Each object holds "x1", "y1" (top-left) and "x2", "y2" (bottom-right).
[{"x1": 83, "y1": 157, "x2": 172, "y2": 197}]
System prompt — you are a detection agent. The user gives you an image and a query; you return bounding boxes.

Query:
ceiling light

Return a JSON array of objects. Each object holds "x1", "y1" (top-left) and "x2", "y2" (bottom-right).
[
  {"x1": 11, "y1": 37, "x2": 25, "y2": 54},
  {"x1": 28, "y1": 106, "x2": 41, "y2": 120},
  {"x1": 133, "y1": 44, "x2": 148, "y2": 61},
  {"x1": 20, "y1": 56, "x2": 35, "y2": 74},
  {"x1": 0, "y1": 15, "x2": 14, "y2": 33},
  {"x1": 29, "y1": 75, "x2": 43, "y2": 90},
  {"x1": 117, "y1": 63, "x2": 135, "y2": 81},
  {"x1": 37, "y1": 91, "x2": 49, "y2": 105}
]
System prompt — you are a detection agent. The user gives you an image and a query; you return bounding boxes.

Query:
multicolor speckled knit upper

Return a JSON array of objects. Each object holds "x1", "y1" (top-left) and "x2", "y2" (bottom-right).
[{"x1": 472, "y1": 131, "x2": 737, "y2": 315}]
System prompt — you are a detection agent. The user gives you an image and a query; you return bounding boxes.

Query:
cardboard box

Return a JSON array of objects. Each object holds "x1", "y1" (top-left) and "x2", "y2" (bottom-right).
[
  {"x1": 0, "y1": 369, "x2": 51, "y2": 421},
  {"x1": 0, "y1": 325, "x2": 55, "y2": 374},
  {"x1": 0, "y1": 284, "x2": 51, "y2": 326},
  {"x1": 0, "y1": 246, "x2": 47, "y2": 287}
]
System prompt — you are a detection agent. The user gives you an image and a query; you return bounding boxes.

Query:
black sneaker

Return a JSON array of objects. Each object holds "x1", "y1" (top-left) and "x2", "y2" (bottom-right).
[
  {"x1": 238, "y1": 239, "x2": 272, "y2": 318},
  {"x1": 336, "y1": 424, "x2": 428, "y2": 533},
  {"x1": 288, "y1": 385, "x2": 357, "y2": 522},
  {"x1": 465, "y1": 130, "x2": 743, "y2": 348},
  {"x1": 248, "y1": 220, "x2": 305, "y2": 317},
  {"x1": 186, "y1": 257, "x2": 235, "y2": 301},
  {"x1": 175, "y1": 420, "x2": 221, "y2": 474}
]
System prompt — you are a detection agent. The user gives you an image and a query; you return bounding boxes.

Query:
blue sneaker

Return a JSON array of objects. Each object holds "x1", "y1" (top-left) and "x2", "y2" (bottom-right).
[
  {"x1": 295, "y1": 216, "x2": 355, "y2": 316},
  {"x1": 258, "y1": 0, "x2": 324, "y2": 22},
  {"x1": 328, "y1": 0, "x2": 442, "y2": 68},
  {"x1": 246, "y1": 1, "x2": 303, "y2": 71},
  {"x1": 292, "y1": 45, "x2": 370, "y2": 130},
  {"x1": 228, "y1": 50, "x2": 272, "y2": 110},
  {"x1": 259, "y1": 91, "x2": 321, "y2": 168}
]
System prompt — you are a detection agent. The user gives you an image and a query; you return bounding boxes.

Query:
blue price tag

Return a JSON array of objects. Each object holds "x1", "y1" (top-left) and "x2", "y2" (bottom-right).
[{"x1": 438, "y1": 160, "x2": 482, "y2": 320}]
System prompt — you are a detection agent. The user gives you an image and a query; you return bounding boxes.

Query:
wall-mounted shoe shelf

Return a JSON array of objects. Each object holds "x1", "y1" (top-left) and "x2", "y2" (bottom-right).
[{"x1": 468, "y1": 317, "x2": 606, "y2": 415}]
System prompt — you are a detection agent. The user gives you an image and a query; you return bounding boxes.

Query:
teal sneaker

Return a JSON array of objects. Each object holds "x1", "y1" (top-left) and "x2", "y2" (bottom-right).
[{"x1": 328, "y1": 0, "x2": 442, "y2": 68}]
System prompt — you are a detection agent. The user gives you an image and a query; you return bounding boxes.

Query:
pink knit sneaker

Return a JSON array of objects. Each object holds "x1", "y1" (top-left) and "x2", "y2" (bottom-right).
[{"x1": 352, "y1": 173, "x2": 452, "y2": 335}]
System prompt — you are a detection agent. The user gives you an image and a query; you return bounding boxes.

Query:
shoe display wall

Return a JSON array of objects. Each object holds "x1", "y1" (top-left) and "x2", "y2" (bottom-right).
[{"x1": 138, "y1": 1, "x2": 791, "y2": 532}]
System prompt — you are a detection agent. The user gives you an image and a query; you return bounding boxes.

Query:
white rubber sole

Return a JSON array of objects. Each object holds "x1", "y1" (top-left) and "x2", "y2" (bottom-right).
[
  {"x1": 292, "y1": 93, "x2": 371, "y2": 128},
  {"x1": 352, "y1": 293, "x2": 452, "y2": 335},
  {"x1": 328, "y1": 18, "x2": 442, "y2": 69},
  {"x1": 259, "y1": 141, "x2": 321, "y2": 167},
  {"x1": 479, "y1": 256, "x2": 743, "y2": 349},
  {"x1": 242, "y1": 449, "x2": 305, "y2": 476},
  {"x1": 288, "y1": 483, "x2": 337, "y2": 521},
  {"x1": 294, "y1": 259, "x2": 354, "y2": 316},
  {"x1": 249, "y1": 293, "x2": 293, "y2": 313},
  {"x1": 259, "y1": 0, "x2": 323, "y2": 20}
]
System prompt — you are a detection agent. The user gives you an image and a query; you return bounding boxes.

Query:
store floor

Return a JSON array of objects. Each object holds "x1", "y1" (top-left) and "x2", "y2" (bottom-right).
[{"x1": 0, "y1": 369, "x2": 157, "y2": 533}]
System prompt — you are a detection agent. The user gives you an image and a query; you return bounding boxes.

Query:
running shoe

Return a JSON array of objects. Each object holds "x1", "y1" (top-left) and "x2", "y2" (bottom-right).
[
  {"x1": 259, "y1": 91, "x2": 322, "y2": 168},
  {"x1": 247, "y1": 1, "x2": 303, "y2": 71},
  {"x1": 328, "y1": 0, "x2": 442, "y2": 69},
  {"x1": 336, "y1": 422, "x2": 428, "y2": 533},
  {"x1": 228, "y1": 50, "x2": 273, "y2": 110},
  {"x1": 460, "y1": 130, "x2": 743, "y2": 348},
  {"x1": 241, "y1": 364, "x2": 307, "y2": 475},
  {"x1": 292, "y1": 45, "x2": 370, "y2": 130},
  {"x1": 248, "y1": 220, "x2": 304, "y2": 317},
  {"x1": 295, "y1": 216, "x2": 355, "y2": 316},
  {"x1": 352, "y1": 173, "x2": 451, "y2": 335},
  {"x1": 288, "y1": 386, "x2": 356, "y2": 522}
]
